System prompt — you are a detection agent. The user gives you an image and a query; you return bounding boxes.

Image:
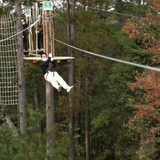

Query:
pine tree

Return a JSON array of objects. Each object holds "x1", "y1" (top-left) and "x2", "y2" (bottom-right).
[{"x1": 123, "y1": 1, "x2": 160, "y2": 159}]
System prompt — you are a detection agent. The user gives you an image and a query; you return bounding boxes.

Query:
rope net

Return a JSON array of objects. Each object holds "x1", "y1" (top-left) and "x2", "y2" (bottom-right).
[{"x1": 0, "y1": 14, "x2": 19, "y2": 105}]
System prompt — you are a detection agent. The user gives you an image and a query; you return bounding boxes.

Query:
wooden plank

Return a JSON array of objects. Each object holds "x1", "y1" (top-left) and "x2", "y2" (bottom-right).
[
  {"x1": 23, "y1": 56, "x2": 75, "y2": 61},
  {"x1": 26, "y1": 59, "x2": 72, "y2": 68}
]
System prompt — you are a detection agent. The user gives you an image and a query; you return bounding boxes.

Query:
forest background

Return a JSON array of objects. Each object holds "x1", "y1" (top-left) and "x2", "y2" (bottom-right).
[{"x1": 0, "y1": 0, "x2": 160, "y2": 160}]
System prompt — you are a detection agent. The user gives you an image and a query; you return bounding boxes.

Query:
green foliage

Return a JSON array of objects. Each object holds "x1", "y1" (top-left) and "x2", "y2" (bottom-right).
[
  {"x1": 52, "y1": 132, "x2": 69, "y2": 160},
  {"x1": 0, "y1": 105, "x2": 70, "y2": 160},
  {"x1": 0, "y1": 2, "x2": 14, "y2": 14},
  {"x1": 73, "y1": 1, "x2": 151, "y2": 159},
  {"x1": 114, "y1": 127, "x2": 140, "y2": 160},
  {"x1": 1, "y1": 0, "x2": 159, "y2": 159},
  {"x1": 25, "y1": 66, "x2": 45, "y2": 109},
  {"x1": 0, "y1": 123, "x2": 17, "y2": 160}
]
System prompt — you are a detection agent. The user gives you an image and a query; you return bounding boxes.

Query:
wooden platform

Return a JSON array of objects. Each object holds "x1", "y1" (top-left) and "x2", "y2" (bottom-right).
[{"x1": 24, "y1": 56, "x2": 75, "y2": 67}]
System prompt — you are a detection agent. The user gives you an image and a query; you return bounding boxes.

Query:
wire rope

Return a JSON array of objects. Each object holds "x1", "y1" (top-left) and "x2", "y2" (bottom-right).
[
  {"x1": 1, "y1": 7, "x2": 159, "y2": 72},
  {"x1": 55, "y1": 39, "x2": 160, "y2": 72}
]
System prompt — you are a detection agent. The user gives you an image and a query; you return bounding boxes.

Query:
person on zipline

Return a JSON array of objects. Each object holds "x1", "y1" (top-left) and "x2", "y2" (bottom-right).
[{"x1": 39, "y1": 52, "x2": 73, "y2": 92}]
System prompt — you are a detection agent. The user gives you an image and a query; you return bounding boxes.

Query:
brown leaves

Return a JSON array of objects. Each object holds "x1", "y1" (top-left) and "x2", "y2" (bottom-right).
[
  {"x1": 148, "y1": 0, "x2": 160, "y2": 12},
  {"x1": 122, "y1": 2, "x2": 160, "y2": 59},
  {"x1": 122, "y1": 21, "x2": 140, "y2": 39},
  {"x1": 135, "y1": 104, "x2": 158, "y2": 119},
  {"x1": 123, "y1": 1, "x2": 160, "y2": 158},
  {"x1": 123, "y1": 19, "x2": 160, "y2": 57},
  {"x1": 127, "y1": 61, "x2": 160, "y2": 129}
]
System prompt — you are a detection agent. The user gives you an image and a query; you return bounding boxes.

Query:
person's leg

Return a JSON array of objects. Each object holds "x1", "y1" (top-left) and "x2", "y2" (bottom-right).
[
  {"x1": 53, "y1": 72, "x2": 69, "y2": 89},
  {"x1": 44, "y1": 72, "x2": 60, "y2": 90},
  {"x1": 54, "y1": 72, "x2": 73, "y2": 92}
]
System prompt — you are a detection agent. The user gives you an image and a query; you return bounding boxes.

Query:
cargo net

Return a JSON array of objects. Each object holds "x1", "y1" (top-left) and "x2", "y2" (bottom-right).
[{"x1": 0, "y1": 14, "x2": 19, "y2": 105}]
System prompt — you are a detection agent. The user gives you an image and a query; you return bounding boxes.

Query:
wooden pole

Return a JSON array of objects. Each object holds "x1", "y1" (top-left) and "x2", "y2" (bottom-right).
[{"x1": 42, "y1": 1, "x2": 55, "y2": 155}]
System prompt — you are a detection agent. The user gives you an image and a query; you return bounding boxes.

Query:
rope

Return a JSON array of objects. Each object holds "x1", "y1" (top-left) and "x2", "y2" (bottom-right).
[
  {"x1": 0, "y1": 14, "x2": 19, "y2": 105},
  {"x1": 55, "y1": 39, "x2": 160, "y2": 72},
  {"x1": 0, "y1": 12, "x2": 41, "y2": 105},
  {"x1": 0, "y1": 15, "x2": 41, "y2": 43}
]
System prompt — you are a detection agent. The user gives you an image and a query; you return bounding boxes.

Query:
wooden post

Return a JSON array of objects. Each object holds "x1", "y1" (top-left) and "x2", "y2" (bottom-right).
[
  {"x1": 42, "y1": 1, "x2": 55, "y2": 155},
  {"x1": 28, "y1": 17, "x2": 32, "y2": 55}
]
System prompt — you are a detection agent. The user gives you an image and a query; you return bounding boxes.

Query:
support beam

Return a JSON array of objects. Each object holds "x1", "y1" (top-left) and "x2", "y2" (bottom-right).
[{"x1": 43, "y1": 1, "x2": 55, "y2": 155}]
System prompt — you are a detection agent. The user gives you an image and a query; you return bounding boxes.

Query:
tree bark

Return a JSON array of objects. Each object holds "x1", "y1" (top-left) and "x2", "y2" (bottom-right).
[
  {"x1": 46, "y1": 82, "x2": 54, "y2": 155},
  {"x1": 15, "y1": 0, "x2": 27, "y2": 134},
  {"x1": 84, "y1": 3, "x2": 90, "y2": 159},
  {"x1": 85, "y1": 77, "x2": 90, "y2": 160},
  {"x1": 67, "y1": 0, "x2": 76, "y2": 159}
]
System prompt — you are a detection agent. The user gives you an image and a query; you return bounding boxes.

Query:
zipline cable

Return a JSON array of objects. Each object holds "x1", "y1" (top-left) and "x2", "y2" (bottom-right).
[
  {"x1": 55, "y1": 39, "x2": 160, "y2": 72},
  {"x1": 1, "y1": 9, "x2": 159, "y2": 72}
]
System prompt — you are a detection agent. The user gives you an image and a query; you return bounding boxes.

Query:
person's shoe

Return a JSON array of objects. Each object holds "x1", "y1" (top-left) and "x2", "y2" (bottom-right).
[
  {"x1": 57, "y1": 85, "x2": 62, "y2": 92},
  {"x1": 67, "y1": 86, "x2": 73, "y2": 93}
]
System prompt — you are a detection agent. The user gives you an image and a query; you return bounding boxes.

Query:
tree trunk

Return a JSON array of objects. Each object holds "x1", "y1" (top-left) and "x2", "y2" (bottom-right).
[
  {"x1": 82, "y1": 1, "x2": 91, "y2": 159},
  {"x1": 75, "y1": 80, "x2": 81, "y2": 146},
  {"x1": 67, "y1": 0, "x2": 76, "y2": 159},
  {"x1": 15, "y1": 0, "x2": 27, "y2": 134},
  {"x1": 46, "y1": 82, "x2": 54, "y2": 155},
  {"x1": 34, "y1": 89, "x2": 39, "y2": 111},
  {"x1": 85, "y1": 77, "x2": 90, "y2": 160}
]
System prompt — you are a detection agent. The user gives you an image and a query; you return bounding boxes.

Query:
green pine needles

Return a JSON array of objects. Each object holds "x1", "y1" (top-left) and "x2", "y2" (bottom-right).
[{"x1": 0, "y1": 104, "x2": 69, "y2": 160}]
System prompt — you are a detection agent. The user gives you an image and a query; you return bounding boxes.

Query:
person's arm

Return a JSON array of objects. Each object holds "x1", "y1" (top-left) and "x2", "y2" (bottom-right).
[
  {"x1": 48, "y1": 53, "x2": 56, "y2": 68},
  {"x1": 51, "y1": 60, "x2": 56, "y2": 68}
]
